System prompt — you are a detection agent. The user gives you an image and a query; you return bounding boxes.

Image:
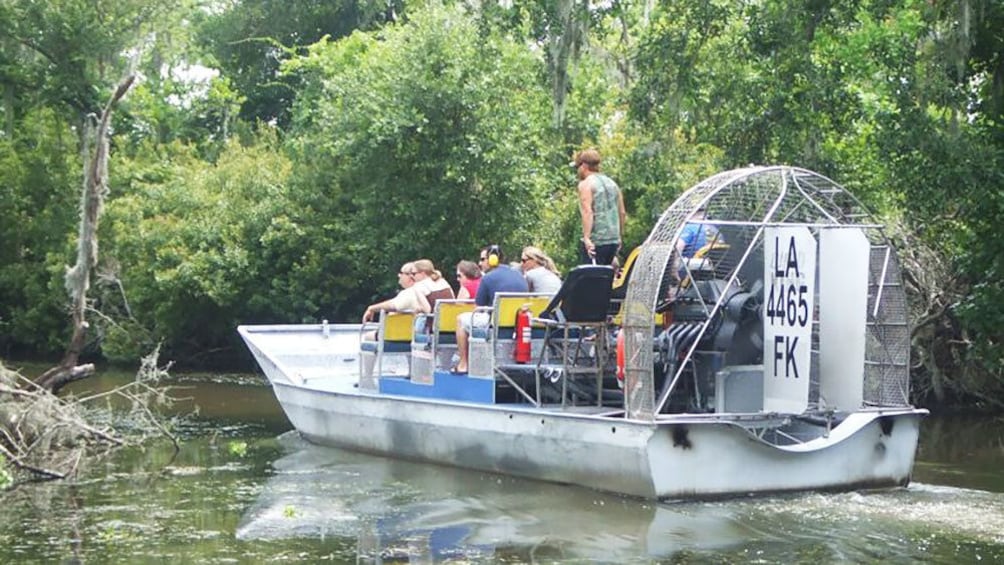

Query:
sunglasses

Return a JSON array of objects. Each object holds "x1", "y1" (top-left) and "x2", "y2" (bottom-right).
[{"x1": 399, "y1": 271, "x2": 415, "y2": 276}]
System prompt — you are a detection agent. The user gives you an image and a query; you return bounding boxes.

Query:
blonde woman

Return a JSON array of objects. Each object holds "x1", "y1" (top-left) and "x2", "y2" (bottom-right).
[
  {"x1": 412, "y1": 258, "x2": 456, "y2": 312},
  {"x1": 520, "y1": 246, "x2": 562, "y2": 294}
]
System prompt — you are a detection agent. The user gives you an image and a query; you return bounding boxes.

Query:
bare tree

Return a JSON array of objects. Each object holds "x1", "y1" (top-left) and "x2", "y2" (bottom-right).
[{"x1": 34, "y1": 75, "x2": 135, "y2": 394}]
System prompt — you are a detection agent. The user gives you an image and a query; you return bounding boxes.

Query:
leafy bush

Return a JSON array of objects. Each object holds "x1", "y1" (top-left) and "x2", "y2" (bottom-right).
[
  {"x1": 282, "y1": 4, "x2": 554, "y2": 319},
  {"x1": 103, "y1": 133, "x2": 295, "y2": 362}
]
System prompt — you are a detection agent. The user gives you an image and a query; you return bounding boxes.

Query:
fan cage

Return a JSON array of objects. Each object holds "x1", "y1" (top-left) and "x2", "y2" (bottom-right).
[{"x1": 622, "y1": 166, "x2": 910, "y2": 420}]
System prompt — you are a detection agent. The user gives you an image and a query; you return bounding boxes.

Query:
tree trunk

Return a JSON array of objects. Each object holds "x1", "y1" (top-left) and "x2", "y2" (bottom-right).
[
  {"x1": 549, "y1": 0, "x2": 585, "y2": 129},
  {"x1": 35, "y1": 75, "x2": 134, "y2": 395}
]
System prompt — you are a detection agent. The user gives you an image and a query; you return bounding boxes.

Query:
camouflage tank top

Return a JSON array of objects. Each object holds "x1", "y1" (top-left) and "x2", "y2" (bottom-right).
[{"x1": 589, "y1": 173, "x2": 621, "y2": 246}]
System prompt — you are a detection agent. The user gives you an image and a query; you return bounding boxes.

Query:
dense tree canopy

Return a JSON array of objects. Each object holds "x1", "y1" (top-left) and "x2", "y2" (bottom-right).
[
  {"x1": 196, "y1": 0, "x2": 403, "y2": 128},
  {"x1": 0, "y1": 0, "x2": 1001, "y2": 407},
  {"x1": 281, "y1": 6, "x2": 554, "y2": 319}
]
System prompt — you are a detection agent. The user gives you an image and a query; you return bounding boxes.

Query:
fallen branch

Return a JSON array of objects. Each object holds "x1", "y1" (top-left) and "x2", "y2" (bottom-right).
[
  {"x1": 33, "y1": 364, "x2": 96, "y2": 396},
  {"x1": 2, "y1": 348, "x2": 185, "y2": 487},
  {"x1": 0, "y1": 442, "x2": 66, "y2": 480}
]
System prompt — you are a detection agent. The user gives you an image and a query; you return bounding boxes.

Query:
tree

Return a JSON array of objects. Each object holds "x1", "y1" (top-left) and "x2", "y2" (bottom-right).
[
  {"x1": 196, "y1": 0, "x2": 403, "y2": 128},
  {"x1": 102, "y1": 132, "x2": 295, "y2": 364},
  {"x1": 0, "y1": 0, "x2": 192, "y2": 358},
  {"x1": 283, "y1": 4, "x2": 554, "y2": 320},
  {"x1": 473, "y1": 0, "x2": 620, "y2": 131},
  {"x1": 0, "y1": 0, "x2": 176, "y2": 132},
  {"x1": 35, "y1": 76, "x2": 134, "y2": 393}
]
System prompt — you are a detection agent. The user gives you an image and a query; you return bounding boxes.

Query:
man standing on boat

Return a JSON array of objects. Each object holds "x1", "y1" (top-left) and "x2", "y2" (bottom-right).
[
  {"x1": 574, "y1": 148, "x2": 626, "y2": 265},
  {"x1": 452, "y1": 245, "x2": 528, "y2": 374}
]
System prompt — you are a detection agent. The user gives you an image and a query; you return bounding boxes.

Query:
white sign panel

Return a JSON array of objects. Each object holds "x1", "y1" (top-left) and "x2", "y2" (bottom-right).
[
  {"x1": 763, "y1": 226, "x2": 816, "y2": 413},
  {"x1": 818, "y1": 228, "x2": 869, "y2": 410}
]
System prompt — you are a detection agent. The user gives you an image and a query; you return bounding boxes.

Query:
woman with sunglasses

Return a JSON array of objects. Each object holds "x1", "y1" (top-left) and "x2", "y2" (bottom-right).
[
  {"x1": 412, "y1": 259, "x2": 455, "y2": 312},
  {"x1": 520, "y1": 246, "x2": 562, "y2": 294}
]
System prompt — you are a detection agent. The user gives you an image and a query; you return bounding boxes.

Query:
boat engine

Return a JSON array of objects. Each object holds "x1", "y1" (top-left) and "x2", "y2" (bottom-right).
[{"x1": 654, "y1": 275, "x2": 762, "y2": 412}]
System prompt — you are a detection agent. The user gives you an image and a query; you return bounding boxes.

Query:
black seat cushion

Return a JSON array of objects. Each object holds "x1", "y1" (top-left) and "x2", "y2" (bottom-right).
[{"x1": 540, "y1": 265, "x2": 614, "y2": 323}]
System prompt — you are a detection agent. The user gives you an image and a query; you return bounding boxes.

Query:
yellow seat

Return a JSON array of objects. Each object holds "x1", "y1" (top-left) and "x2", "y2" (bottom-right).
[
  {"x1": 382, "y1": 311, "x2": 416, "y2": 342},
  {"x1": 466, "y1": 293, "x2": 553, "y2": 383},
  {"x1": 360, "y1": 311, "x2": 415, "y2": 382},
  {"x1": 493, "y1": 295, "x2": 552, "y2": 330},
  {"x1": 436, "y1": 300, "x2": 476, "y2": 333},
  {"x1": 611, "y1": 245, "x2": 641, "y2": 300}
]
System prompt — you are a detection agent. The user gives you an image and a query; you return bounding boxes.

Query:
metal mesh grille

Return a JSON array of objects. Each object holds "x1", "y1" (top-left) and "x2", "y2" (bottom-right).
[
  {"x1": 865, "y1": 247, "x2": 911, "y2": 405},
  {"x1": 624, "y1": 166, "x2": 912, "y2": 419}
]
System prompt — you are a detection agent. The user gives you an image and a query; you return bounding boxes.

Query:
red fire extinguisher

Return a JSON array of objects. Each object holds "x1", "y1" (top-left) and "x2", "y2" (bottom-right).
[
  {"x1": 616, "y1": 328, "x2": 625, "y2": 383},
  {"x1": 514, "y1": 305, "x2": 532, "y2": 364}
]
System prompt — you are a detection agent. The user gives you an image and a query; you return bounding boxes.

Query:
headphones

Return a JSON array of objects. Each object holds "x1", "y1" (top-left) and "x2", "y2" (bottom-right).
[{"x1": 486, "y1": 245, "x2": 501, "y2": 268}]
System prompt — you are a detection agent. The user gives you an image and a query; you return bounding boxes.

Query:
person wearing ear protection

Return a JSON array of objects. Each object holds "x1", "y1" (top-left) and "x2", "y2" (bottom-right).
[{"x1": 452, "y1": 245, "x2": 528, "y2": 374}]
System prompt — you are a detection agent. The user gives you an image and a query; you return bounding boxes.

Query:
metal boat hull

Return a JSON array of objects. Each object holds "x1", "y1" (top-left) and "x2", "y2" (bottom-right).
[
  {"x1": 241, "y1": 324, "x2": 924, "y2": 499},
  {"x1": 271, "y1": 379, "x2": 922, "y2": 499}
]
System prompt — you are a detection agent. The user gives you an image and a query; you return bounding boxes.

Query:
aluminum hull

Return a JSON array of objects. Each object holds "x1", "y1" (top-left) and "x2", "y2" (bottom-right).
[{"x1": 240, "y1": 324, "x2": 925, "y2": 499}]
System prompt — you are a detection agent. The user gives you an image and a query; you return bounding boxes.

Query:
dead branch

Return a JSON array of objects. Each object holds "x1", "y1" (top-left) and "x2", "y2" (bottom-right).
[
  {"x1": 0, "y1": 443, "x2": 67, "y2": 480},
  {"x1": 32, "y1": 364, "x2": 96, "y2": 396},
  {"x1": 119, "y1": 387, "x2": 179, "y2": 452},
  {"x1": 2, "y1": 348, "x2": 186, "y2": 487},
  {"x1": 36, "y1": 73, "x2": 134, "y2": 394}
]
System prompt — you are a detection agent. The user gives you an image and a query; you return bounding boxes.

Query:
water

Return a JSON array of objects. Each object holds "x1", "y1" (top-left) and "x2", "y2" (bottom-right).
[{"x1": 1, "y1": 366, "x2": 1003, "y2": 563}]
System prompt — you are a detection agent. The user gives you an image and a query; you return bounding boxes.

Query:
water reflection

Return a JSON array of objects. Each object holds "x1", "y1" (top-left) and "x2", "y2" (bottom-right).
[
  {"x1": 237, "y1": 433, "x2": 758, "y2": 561},
  {"x1": 914, "y1": 415, "x2": 1004, "y2": 493},
  {"x1": 239, "y1": 434, "x2": 1004, "y2": 563}
]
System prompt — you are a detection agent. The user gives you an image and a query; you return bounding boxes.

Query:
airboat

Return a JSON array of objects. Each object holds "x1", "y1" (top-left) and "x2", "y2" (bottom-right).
[{"x1": 239, "y1": 166, "x2": 927, "y2": 499}]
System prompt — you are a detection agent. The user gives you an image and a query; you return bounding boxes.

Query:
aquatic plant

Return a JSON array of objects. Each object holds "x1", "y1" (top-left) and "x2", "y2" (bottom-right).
[
  {"x1": 0, "y1": 454, "x2": 11, "y2": 489},
  {"x1": 227, "y1": 441, "x2": 248, "y2": 458}
]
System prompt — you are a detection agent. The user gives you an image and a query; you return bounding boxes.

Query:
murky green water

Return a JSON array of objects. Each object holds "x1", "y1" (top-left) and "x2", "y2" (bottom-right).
[{"x1": 2, "y1": 366, "x2": 1003, "y2": 563}]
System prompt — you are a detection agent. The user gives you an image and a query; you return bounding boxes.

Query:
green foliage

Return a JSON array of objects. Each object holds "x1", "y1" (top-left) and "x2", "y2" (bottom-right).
[
  {"x1": 122, "y1": 73, "x2": 246, "y2": 156},
  {"x1": 227, "y1": 440, "x2": 248, "y2": 458},
  {"x1": 284, "y1": 5, "x2": 554, "y2": 318},
  {"x1": 0, "y1": 109, "x2": 81, "y2": 354},
  {"x1": 0, "y1": 0, "x2": 180, "y2": 120},
  {"x1": 0, "y1": 454, "x2": 11, "y2": 489},
  {"x1": 104, "y1": 132, "x2": 296, "y2": 361},
  {"x1": 196, "y1": 0, "x2": 403, "y2": 127}
]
